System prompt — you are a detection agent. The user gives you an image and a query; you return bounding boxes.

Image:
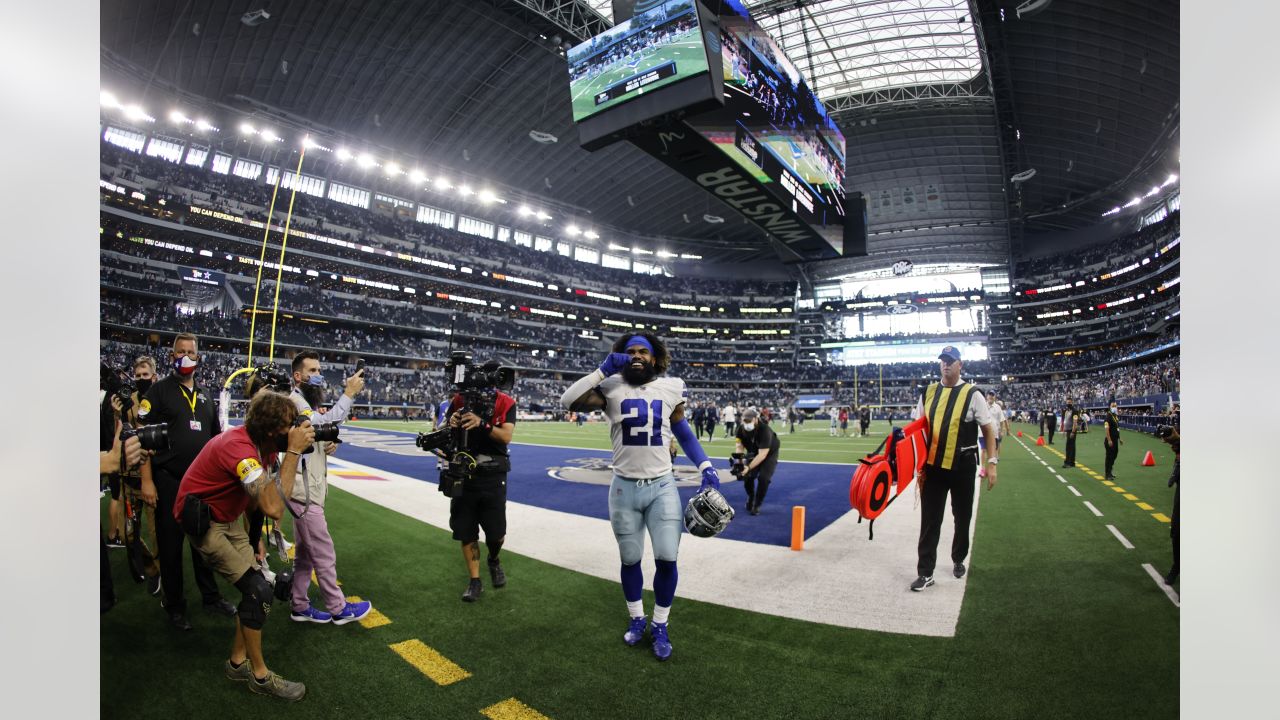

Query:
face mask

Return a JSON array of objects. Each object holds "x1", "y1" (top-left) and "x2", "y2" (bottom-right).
[
  {"x1": 134, "y1": 378, "x2": 152, "y2": 395},
  {"x1": 173, "y1": 355, "x2": 199, "y2": 376},
  {"x1": 741, "y1": 422, "x2": 756, "y2": 432},
  {"x1": 1110, "y1": 406, "x2": 1117, "y2": 413},
  {"x1": 305, "y1": 374, "x2": 327, "y2": 387}
]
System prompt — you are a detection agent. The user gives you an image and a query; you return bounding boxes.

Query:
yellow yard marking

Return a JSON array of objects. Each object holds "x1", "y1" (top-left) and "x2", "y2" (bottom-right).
[
  {"x1": 389, "y1": 639, "x2": 470, "y2": 685},
  {"x1": 1111, "y1": 486, "x2": 1126, "y2": 493},
  {"x1": 1123, "y1": 494, "x2": 1139, "y2": 501},
  {"x1": 1102, "y1": 481, "x2": 1115, "y2": 486},
  {"x1": 481, "y1": 698, "x2": 553, "y2": 720},
  {"x1": 346, "y1": 595, "x2": 391, "y2": 628},
  {"x1": 1151, "y1": 513, "x2": 1171, "y2": 523},
  {"x1": 1136, "y1": 502, "x2": 1154, "y2": 510}
]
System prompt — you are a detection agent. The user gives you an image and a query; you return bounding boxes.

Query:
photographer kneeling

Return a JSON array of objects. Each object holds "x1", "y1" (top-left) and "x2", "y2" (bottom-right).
[
  {"x1": 441, "y1": 361, "x2": 517, "y2": 603},
  {"x1": 733, "y1": 408, "x2": 781, "y2": 515},
  {"x1": 174, "y1": 391, "x2": 313, "y2": 701}
]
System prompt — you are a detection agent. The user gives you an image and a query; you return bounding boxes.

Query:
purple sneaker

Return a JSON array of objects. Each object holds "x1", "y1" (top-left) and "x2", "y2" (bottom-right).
[
  {"x1": 290, "y1": 605, "x2": 332, "y2": 624},
  {"x1": 332, "y1": 601, "x2": 371, "y2": 625},
  {"x1": 623, "y1": 616, "x2": 648, "y2": 646}
]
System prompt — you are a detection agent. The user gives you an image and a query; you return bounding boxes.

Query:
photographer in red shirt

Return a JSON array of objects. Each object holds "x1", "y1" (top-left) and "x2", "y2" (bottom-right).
[{"x1": 174, "y1": 390, "x2": 314, "y2": 702}]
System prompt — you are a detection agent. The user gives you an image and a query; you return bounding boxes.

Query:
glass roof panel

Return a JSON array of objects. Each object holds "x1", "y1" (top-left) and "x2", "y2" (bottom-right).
[{"x1": 581, "y1": 0, "x2": 982, "y2": 100}]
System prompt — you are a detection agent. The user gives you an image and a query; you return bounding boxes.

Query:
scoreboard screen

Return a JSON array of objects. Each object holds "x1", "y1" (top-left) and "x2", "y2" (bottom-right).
[{"x1": 567, "y1": 0, "x2": 711, "y2": 123}]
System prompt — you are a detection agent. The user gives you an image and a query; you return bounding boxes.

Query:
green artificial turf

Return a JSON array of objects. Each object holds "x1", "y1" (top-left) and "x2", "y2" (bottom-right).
[{"x1": 101, "y1": 421, "x2": 1178, "y2": 719}]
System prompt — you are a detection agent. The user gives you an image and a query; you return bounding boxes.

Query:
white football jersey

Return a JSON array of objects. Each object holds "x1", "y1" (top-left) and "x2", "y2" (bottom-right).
[{"x1": 598, "y1": 374, "x2": 688, "y2": 478}]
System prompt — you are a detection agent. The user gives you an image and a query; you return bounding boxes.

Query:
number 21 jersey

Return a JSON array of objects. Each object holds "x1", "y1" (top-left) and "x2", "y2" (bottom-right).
[{"x1": 598, "y1": 374, "x2": 687, "y2": 478}]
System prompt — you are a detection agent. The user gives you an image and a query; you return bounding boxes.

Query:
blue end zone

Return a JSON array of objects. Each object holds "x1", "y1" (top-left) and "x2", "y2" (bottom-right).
[{"x1": 332, "y1": 426, "x2": 856, "y2": 548}]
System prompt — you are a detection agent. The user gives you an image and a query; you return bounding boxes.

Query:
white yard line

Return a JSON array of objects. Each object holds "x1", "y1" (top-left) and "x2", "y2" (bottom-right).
[
  {"x1": 1141, "y1": 563, "x2": 1180, "y2": 607},
  {"x1": 1083, "y1": 501, "x2": 1103, "y2": 517},
  {"x1": 1106, "y1": 524, "x2": 1135, "y2": 549},
  {"x1": 1067, "y1": 485, "x2": 1082, "y2": 497}
]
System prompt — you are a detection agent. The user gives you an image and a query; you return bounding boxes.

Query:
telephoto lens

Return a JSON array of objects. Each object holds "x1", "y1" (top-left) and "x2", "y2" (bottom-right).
[{"x1": 312, "y1": 422, "x2": 340, "y2": 442}]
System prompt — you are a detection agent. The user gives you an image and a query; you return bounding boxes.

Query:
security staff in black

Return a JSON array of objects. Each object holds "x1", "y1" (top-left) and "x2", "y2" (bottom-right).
[
  {"x1": 443, "y1": 383, "x2": 517, "y2": 603},
  {"x1": 1062, "y1": 402, "x2": 1081, "y2": 468},
  {"x1": 137, "y1": 333, "x2": 237, "y2": 630},
  {"x1": 734, "y1": 408, "x2": 780, "y2": 515},
  {"x1": 1103, "y1": 403, "x2": 1122, "y2": 480},
  {"x1": 911, "y1": 346, "x2": 999, "y2": 592},
  {"x1": 1043, "y1": 406, "x2": 1057, "y2": 445}
]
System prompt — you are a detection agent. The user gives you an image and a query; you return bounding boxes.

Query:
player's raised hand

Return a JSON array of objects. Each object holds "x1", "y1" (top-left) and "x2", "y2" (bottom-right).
[{"x1": 598, "y1": 352, "x2": 631, "y2": 377}]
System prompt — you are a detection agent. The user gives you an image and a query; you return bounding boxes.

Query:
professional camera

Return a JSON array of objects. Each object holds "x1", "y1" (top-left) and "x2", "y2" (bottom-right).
[
  {"x1": 1156, "y1": 424, "x2": 1176, "y2": 440},
  {"x1": 415, "y1": 351, "x2": 515, "y2": 497},
  {"x1": 729, "y1": 452, "x2": 748, "y2": 477},
  {"x1": 291, "y1": 415, "x2": 339, "y2": 453},
  {"x1": 256, "y1": 362, "x2": 292, "y2": 393},
  {"x1": 100, "y1": 363, "x2": 137, "y2": 415},
  {"x1": 120, "y1": 423, "x2": 170, "y2": 453}
]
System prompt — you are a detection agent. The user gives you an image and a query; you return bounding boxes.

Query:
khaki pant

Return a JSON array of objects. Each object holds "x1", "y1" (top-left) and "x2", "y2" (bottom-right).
[{"x1": 191, "y1": 518, "x2": 254, "y2": 585}]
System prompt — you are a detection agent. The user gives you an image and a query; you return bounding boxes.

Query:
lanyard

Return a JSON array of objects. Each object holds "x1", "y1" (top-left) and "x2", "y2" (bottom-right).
[{"x1": 179, "y1": 384, "x2": 199, "y2": 417}]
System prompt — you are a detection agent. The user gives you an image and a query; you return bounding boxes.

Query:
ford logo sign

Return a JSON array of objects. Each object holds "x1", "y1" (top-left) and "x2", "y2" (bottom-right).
[{"x1": 886, "y1": 304, "x2": 917, "y2": 315}]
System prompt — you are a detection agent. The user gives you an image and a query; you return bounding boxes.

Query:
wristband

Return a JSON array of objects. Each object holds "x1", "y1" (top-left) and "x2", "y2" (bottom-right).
[
  {"x1": 287, "y1": 450, "x2": 303, "y2": 457},
  {"x1": 987, "y1": 457, "x2": 998, "y2": 465}
]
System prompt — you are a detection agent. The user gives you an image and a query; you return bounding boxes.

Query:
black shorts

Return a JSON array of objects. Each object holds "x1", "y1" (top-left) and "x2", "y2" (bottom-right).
[{"x1": 449, "y1": 476, "x2": 507, "y2": 543}]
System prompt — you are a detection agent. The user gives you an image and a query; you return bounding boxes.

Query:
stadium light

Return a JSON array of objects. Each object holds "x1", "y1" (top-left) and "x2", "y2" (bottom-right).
[
  {"x1": 458, "y1": 185, "x2": 474, "y2": 196},
  {"x1": 195, "y1": 118, "x2": 215, "y2": 132},
  {"x1": 385, "y1": 162, "x2": 401, "y2": 176},
  {"x1": 566, "y1": 225, "x2": 581, "y2": 236},
  {"x1": 260, "y1": 128, "x2": 280, "y2": 142},
  {"x1": 302, "y1": 136, "x2": 320, "y2": 149},
  {"x1": 1122, "y1": 197, "x2": 1141, "y2": 208},
  {"x1": 434, "y1": 177, "x2": 452, "y2": 190},
  {"x1": 358, "y1": 153, "x2": 377, "y2": 169},
  {"x1": 583, "y1": 230, "x2": 599, "y2": 239},
  {"x1": 124, "y1": 104, "x2": 154, "y2": 122},
  {"x1": 518, "y1": 206, "x2": 533, "y2": 216},
  {"x1": 100, "y1": 91, "x2": 120, "y2": 108},
  {"x1": 536, "y1": 211, "x2": 552, "y2": 221},
  {"x1": 240, "y1": 122, "x2": 257, "y2": 135},
  {"x1": 409, "y1": 169, "x2": 426, "y2": 183},
  {"x1": 1145, "y1": 186, "x2": 1160, "y2": 198},
  {"x1": 479, "y1": 189, "x2": 498, "y2": 203},
  {"x1": 335, "y1": 147, "x2": 353, "y2": 161},
  {"x1": 1162, "y1": 173, "x2": 1178, "y2": 187},
  {"x1": 168, "y1": 110, "x2": 189, "y2": 124}
]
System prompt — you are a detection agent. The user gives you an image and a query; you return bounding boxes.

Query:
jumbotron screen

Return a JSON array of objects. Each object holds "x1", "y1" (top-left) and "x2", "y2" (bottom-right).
[
  {"x1": 567, "y1": 0, "x2": 710, "y2": 123},
  {"x1": 684, "y1": 0, "x2": 847, "y2": 231}
]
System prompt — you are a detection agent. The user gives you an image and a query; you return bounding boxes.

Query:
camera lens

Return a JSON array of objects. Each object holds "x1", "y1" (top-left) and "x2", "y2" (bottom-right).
[{"x1": 313, "y1": 422, "x2": 340, "y2": 442}]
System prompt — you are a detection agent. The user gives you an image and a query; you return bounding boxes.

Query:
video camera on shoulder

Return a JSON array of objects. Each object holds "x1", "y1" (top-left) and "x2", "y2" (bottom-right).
[
  {"x1": 101, "y1": 363, "x2": 137, "y2": 415},
  {"x1": 254, "y1": 363, "x2": 292, "y2": 394},
  {"x1": 414, "y1": 351, "x2": 514, "y2": 497}
]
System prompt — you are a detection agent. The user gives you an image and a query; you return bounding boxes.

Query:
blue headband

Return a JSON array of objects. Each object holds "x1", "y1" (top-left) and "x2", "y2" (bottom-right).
[{"x1": 625, "y1": 336, "x2": 654, "y2": 354}]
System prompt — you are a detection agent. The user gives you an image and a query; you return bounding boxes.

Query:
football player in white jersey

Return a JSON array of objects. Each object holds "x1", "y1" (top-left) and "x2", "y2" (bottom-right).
[{"x1": 560, "y1": 333, "x2": 721, "y2": 662}]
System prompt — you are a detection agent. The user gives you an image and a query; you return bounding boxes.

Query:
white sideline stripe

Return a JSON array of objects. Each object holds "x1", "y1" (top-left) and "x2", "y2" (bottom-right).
[
  {"x1": 1083, "y1": 501, "x2": 1103, "y2": 517},
  {"x1": 1142, "y1": 563, "x2": 1180, "y2": 607},
  {"x1": 1106, "y1": 524, "x2": 1135, "y2": 549},
  {"x1": 1067, "y1": 485, "x2": 1082, "y2": 497},
  {"x1": 324, "y1": 454, "x2": 974, "y2": 638},
  {"x1": 1055, "y1": 474, "x2": 1066, "y2": 483}
]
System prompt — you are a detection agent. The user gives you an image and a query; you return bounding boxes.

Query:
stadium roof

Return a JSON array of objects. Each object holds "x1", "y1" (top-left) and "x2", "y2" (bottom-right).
[{"x1": 100, "y1": 0, "x2": 1179, "y2": 275}]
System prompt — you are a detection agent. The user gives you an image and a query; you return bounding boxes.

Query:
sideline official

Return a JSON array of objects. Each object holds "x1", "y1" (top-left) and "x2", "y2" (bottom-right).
[
  {"x1": 734, "y1": 408, "x2": 780, "y2": 515},
  {"x1": 911, "y1": 345, "x2": 998, "y2": 592},
  {"x1": 1062, "y1": 401, "x2": 1081, "y2": 468},
  {"x1": 1103, "y1": 402, "x2": 1122, "y2": 481},
  {"x1": 138, "y1": 333, "x2": 237, "y2": 629}
]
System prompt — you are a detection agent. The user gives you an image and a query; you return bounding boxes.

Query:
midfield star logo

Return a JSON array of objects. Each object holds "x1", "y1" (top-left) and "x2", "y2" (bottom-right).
[{"x1": 547, "y1": 458, "x2": 736, "y2": 486}]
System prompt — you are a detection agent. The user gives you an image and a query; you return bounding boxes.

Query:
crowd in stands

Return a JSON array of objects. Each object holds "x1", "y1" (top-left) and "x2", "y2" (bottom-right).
[
  {"x1": 1012, "y1": 210, "x2": 1180, "y2": 288},
  {"x1": 998, "y1": 334, "x2": 1179, "y2": 375}
]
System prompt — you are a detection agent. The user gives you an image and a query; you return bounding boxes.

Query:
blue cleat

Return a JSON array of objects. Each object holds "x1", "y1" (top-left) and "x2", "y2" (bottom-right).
[
  {"x1": 623, "y1": 616, "x2": 648, "y2": 646},
  {"x1": 650, "y1": 622, "x2": 672, "y2": 661}
]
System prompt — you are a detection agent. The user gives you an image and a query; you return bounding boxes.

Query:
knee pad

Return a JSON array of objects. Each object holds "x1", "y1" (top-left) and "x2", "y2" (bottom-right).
[
  {"x1": 617, "y1": 538, "x2": 643, "y2": 566},
  {"x1": 234, "y1": 569, "x2": 273, "y2": 630}
]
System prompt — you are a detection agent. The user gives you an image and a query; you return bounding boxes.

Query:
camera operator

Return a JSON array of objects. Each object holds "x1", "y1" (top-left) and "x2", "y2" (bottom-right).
[
  {"x1": 137, "y1": 333, "x2": 237, "y2": 630},
  {"x1": 733, "y1": 408, "x2": 781, "y2": 516},
  {"x1": 1159, "y1": 425, "x2": 1179, "y2": 586},
  {"x1": 285, "y1": 351, "x2": 371, "y2": 625},
  {"x1": 175, "y1": 390, "x2": 313, "y2": 701},
  {"x1": 442, "y1": 360, "x2": 517, "y2": 603},
  {"x1": 117, "y1": 356, "x2": 164, "y2": 596}
]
